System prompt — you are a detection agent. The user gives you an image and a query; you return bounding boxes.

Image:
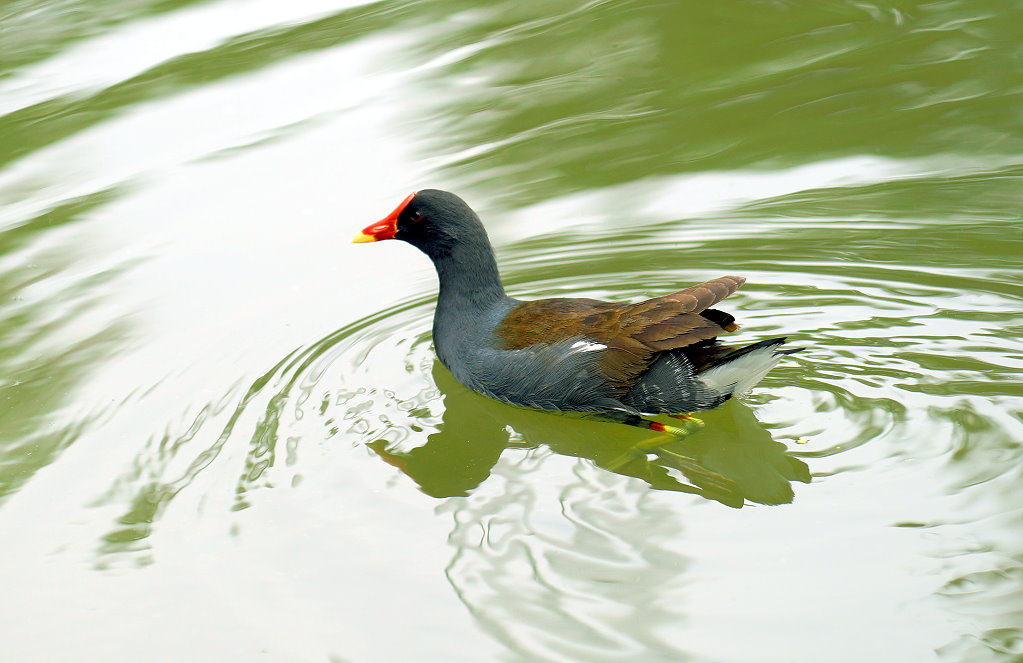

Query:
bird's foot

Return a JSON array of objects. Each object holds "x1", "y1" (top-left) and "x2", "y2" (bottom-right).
[
  {"x1": 604, "y1": 419, "x2": 695, "y2": 471},
  {"x1": 667, "y1": 412, "x2": 704, "y2": 427}
]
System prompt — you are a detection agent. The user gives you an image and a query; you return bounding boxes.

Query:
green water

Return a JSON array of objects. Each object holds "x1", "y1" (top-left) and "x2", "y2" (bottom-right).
[{"x1": 2, "y1": 1, "x2": 1022, "y2": 661}]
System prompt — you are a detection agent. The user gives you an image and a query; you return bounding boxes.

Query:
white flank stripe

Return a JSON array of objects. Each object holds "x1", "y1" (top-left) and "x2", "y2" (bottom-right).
[{"x1": 570, "y1": 340, "x2": 607, "y2": 352}]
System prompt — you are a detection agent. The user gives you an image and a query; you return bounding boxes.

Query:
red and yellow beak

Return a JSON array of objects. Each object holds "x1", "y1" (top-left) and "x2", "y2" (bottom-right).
[{"x1": 353, "y1": 192, "x2": 417, "y2": 243}]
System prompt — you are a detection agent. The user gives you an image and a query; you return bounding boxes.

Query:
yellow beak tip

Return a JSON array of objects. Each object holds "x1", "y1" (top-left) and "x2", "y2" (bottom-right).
[{"x1": 352, "y1": 232, "x2": 377, "y2": 244}]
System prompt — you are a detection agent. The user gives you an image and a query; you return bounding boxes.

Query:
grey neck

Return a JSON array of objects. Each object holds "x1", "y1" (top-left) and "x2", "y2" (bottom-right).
[
  {"x1": 433, "y1": 239, "x2": 507, "y2": 313},
  {"x1": 430, "y1": 239, "x2": 509, "y2": 367}
]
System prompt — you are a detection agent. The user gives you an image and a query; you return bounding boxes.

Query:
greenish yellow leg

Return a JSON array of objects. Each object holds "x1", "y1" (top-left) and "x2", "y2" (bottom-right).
[{"x1": 605, "y1": 420, "x2": 691, "y2": 471}]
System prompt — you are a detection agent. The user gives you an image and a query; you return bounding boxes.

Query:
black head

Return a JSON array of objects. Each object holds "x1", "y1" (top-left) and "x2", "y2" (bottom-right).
[{"x1": 354, "y1": 189, "x2": 489, "y2": 260}]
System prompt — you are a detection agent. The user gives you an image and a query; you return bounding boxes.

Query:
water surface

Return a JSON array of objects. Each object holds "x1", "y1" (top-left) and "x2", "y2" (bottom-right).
[{"x1": 1, "y1": 1, "x2": 1022, "y2": 661}]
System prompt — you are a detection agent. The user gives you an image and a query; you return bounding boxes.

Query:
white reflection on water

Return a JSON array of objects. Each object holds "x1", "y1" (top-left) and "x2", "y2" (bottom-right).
[
  {"x1": 0, "y1": 33, "x2": 411, "y2": 229},
  {"x1": 0, "y1": 0, "x2": 378, "y2": 115},
  {"x1": 490, "y1": 154, "x2": 1023, "y2": 245},
  {"x1": 442, "y1": 458, "x2": 691, "y2": 663}
]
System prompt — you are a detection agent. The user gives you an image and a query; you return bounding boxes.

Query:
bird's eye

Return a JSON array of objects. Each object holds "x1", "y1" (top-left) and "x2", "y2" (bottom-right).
[{"x1": 410, "y1": 210, "x2": 424, "y2": 223}]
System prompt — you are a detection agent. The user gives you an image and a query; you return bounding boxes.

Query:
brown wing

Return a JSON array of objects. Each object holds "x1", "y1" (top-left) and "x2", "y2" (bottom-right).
[{"x1": 495, "y1": 275, "x2": 746, "y2": 395}]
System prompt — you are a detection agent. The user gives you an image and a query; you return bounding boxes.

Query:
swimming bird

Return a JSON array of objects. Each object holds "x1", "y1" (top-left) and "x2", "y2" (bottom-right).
[{"x1": 354, "y1": 189, "x2": 799, "y2": 434}]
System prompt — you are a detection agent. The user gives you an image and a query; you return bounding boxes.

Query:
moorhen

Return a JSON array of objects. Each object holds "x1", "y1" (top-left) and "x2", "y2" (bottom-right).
[{"x1": 354, "y1": 190, "x2": 799, "y2": 434}]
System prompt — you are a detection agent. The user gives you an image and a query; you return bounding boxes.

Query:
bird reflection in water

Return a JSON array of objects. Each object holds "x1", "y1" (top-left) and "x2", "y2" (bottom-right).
[{"x1": 369, "y1": 361, "x2": 810, "y2": 508}]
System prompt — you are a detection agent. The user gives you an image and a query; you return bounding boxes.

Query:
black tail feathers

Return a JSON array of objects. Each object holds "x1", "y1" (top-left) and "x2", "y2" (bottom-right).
[{"x1": 710, "y1": 337, "x2": 802, "y2": 369}]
